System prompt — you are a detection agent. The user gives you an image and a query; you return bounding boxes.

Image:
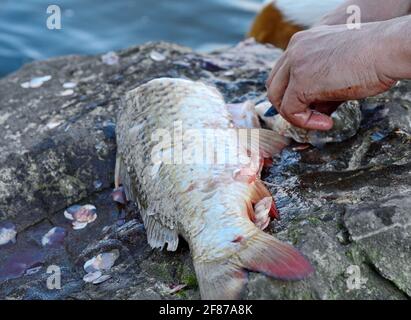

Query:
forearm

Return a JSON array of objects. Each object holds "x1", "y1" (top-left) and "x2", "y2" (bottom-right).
[{"x1": 318, "y1": 0, "x2": 411, "y2": 25}]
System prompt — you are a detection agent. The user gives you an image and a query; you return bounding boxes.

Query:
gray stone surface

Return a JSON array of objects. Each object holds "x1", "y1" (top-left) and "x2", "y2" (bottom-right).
[{"x1": 0, "y1": 40, "x2": 410, "y2": 299}]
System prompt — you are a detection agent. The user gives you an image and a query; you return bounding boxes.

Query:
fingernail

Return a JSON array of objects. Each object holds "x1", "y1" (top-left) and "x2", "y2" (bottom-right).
[{"x1": 264, "y1": 105, "x2": 278, "y2": 117}]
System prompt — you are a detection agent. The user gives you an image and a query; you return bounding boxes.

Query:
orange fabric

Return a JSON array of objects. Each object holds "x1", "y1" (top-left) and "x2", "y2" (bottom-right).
[{"x1": 248, "y1": 3, "x2": 303, "y2": 50}]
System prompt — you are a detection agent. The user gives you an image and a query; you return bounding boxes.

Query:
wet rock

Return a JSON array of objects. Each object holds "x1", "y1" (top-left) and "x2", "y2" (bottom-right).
[
  {"x1": 0, "y1": 40, "x2": 410, "y2": 299},
  {"x1": 344, "y1": 192, "x2": 411, "y2": 296},
  {"x1": 0, "y1": 250, "x2": 45, "y2": 282}
]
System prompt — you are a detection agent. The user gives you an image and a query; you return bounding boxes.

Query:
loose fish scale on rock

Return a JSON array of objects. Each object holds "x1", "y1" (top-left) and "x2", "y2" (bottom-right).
[
  {"x1": 116, "y1": 78, "x2": 313, "y2": 299},
  {"x1": 0, "y1": 222, "x2": 17, "y2": 246}
]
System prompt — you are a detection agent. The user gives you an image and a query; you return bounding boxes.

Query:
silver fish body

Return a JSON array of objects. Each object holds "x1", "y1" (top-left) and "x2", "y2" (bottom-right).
[{"x1": 116, "y1": 78, "x2": 313, "y2": 299}]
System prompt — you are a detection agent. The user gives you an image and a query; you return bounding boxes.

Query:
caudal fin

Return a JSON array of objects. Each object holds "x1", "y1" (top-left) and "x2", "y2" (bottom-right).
[{"x1": 194, "y1": 230, "x2": 313, "y2": 300}]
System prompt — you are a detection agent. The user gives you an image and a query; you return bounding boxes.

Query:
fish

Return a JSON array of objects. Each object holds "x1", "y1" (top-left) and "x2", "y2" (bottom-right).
[{"x1": 115, "y1": 78, "x2": 314, "y2": 299}]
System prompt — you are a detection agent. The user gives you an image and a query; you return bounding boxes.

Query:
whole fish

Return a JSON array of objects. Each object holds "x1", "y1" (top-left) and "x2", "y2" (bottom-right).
[{"x1": 115, "y1": 78, "x2": 314, "y2": 299}]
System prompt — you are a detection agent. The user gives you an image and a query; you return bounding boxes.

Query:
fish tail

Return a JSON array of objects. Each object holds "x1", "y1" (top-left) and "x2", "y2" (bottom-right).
[{"x1": 194, "y1": 229, "x2": 313, "y2": 300}]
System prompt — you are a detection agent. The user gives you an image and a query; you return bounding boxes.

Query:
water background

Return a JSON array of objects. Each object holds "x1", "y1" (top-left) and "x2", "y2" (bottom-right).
[{"x1": 0, "y1": 0, "x2": 263, "y2": 77}]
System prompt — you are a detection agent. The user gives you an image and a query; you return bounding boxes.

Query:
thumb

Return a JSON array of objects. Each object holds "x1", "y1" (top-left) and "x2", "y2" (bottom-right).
[{"x1": 280, "y1": 88, "x2": 334, "y2": 131}]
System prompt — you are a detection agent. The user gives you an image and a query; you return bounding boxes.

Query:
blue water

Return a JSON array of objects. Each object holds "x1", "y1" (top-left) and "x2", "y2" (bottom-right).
[{"x1": 0, "y1": 0, "x2": 263, "y2": 77}]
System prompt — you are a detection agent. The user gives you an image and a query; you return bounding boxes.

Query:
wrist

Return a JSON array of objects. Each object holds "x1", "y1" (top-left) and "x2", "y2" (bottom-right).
[{"x1": 376, "y1": 16, "x2": 411, "y2": 80}]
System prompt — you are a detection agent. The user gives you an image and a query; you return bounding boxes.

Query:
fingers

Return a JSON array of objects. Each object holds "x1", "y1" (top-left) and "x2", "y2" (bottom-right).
[
  {"x1": 266, "y1": 53, "x2": 286, "y2": 89},
  {"x1": 266, "y1": 53, "x2": 334, "y2": 131},
  {"x1": 312, "y1": 101, "x2": 341, "y2": 115},
  {"x1": 266, "y1": 63, "x2": 290, "y2": 113},
  {"x1": 280, "y1": 88, "x2": 334, "y2": 131}
]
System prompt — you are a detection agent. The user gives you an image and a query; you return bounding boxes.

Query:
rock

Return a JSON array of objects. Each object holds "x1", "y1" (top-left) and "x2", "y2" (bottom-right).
[
  {"x1": 0, "y1": 40, "x2": 410, "y2": 299},
  {"x1": 344, "y1": 192, "x2": 411, "y2": 296}
]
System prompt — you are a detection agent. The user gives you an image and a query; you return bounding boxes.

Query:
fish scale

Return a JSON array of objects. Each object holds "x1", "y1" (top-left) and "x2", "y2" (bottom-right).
[{"x1": 116, "y1": 78, "x2": 314, "y2": 299}]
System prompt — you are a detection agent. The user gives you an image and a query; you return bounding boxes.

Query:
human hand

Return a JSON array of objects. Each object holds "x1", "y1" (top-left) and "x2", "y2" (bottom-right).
[{"x1": 266, "y1": 22, "x2": 396, "y2": 130}]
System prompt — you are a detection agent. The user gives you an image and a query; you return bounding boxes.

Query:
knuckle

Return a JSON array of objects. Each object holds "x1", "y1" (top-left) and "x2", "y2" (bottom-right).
[
  {"x1": 289, "y1": 65, "x2": 299, "y2": 79},
  {"x1": 289, "y1": 31, "x2": 304, "y2": 45},
  {"x1": 267, "y1": 90, "x2": 281, "y2": 107},
  {"x1": 273, "y1": 96, "x2": 282, "y2": 108},
  {"x1": 297, "y1": 90, "x2": 310, "y2": 104},
  {"x1": 287, "y1": 47, "x2": 303, "y2": 66}
]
